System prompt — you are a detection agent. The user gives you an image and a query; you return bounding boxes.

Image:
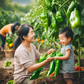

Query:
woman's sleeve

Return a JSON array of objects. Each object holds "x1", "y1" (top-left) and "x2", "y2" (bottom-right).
[
  {"x1": 17, "y1": 49, "x2": 33, "y2": 68},
  {"x1": 31, "y1": 44, "x2": 42, "y2": 59},
  {"x1": 9, "y1": 31, "x2": 12, "y2": 35},
  {"x1": 9, "y1": 26, "x2": 12, "y2": 35}
]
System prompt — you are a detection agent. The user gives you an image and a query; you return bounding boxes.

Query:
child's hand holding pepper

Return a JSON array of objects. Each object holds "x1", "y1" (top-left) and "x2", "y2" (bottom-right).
[{"x1": 53, "y1": 56, "x2": 59, "y2": 60}]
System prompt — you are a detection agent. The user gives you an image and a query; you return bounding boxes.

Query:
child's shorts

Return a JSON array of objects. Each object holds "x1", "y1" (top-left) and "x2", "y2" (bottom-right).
[{"x1": 63, "y1": 73, "x2": 74, "y2": 79}]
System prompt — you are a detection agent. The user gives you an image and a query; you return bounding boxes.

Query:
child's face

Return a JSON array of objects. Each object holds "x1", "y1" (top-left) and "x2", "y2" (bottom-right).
[{"x1": 59, "y1": 33, "x2": 71, "y2": 46}]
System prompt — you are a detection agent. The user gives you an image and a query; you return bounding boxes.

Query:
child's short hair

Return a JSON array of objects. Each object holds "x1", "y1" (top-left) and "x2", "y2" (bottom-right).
[{"x1": 59, "y1": 26, "x2": 73, "y2": 41}]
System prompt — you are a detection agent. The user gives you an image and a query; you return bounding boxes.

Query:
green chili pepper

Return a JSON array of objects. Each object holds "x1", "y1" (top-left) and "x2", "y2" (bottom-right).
[
  {"x1": 56, "y1": 50, "x2": 60, "y2": 54},
  {"x1": 30, "y1": 67, "x2": 43, "y2": 80},
  {"x1": 56, "y1": 11, "x2": 63, "y2": 22},
  {"x1": 39, "y1": 53, "x2": 47, "y2": 63},
  {"x1": 30, "y1": 53, "x2": 47, "y2": 80},
  {"x1": 47, "y1": 51, "x2": 56, "y2": 77},
  {"x1": 69, "y1": 8, "x2": 81, "y2": 29},
  {"x1": 51, "y1": 14, "x2": 57, "y2": 28},
  {"x1": 47, "y1": 59, "x2": 56, "y2": 77},
  {"x1": 54, "y1": 53, "x2": 63, "y2": 78},
  {"x1": 52, "y1": 51, "x2": 56, "y2": 56},
  {"x1": 48, "y1": 13, "x2": 57, "y2": 38},
  {"x1": 66, "y1": 1, "x2": 76, "y2": 23},
  {"x1": 40, "y1": 12, "x2": 48, "y2": 31},
  {"x1": 45, "y1": 0, "x2": 52, "y2": 8},
  {"x1": 47, "y1": 53, "x2": 53, "y2": 58}
]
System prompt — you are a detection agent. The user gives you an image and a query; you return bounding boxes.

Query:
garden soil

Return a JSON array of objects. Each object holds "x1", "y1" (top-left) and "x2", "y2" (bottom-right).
[
  {"x1": 0, "y1": 48, "x2": 84, "y2": 84},
  {"x1": 0, "y1": 67, "x2": 14, "y2": 84}
]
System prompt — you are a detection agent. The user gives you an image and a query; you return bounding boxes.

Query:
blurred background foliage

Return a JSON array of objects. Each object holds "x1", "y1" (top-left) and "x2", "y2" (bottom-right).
[
  {"x1": 0, "y1": 0, "x2": 34, "y2": 29},
  {"x1": 0, "y1": 0, "x2": 33, "y2": 13}
]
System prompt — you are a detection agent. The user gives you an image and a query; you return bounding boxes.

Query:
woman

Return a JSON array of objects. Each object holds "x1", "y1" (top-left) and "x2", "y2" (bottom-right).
[
  {"x1": 14, "y1": 24, "x2": 54, "y2": 84},
  {"x1": 0, "y1": 22, "x2": 20, "y2": 51}
]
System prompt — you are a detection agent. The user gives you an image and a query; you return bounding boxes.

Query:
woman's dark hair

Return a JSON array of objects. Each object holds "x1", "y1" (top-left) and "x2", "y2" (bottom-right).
[
  {"x1": 18, "y1": 24, "x2": 33, "y2": 41},
  {"x1": 13, "y1": 24, "x2": 33, "y2": 50},
  {"x1": 11, "y1": 22, "x2": 20, "y2": 33},
  {"x1": 59, "y1": 26, "x2": 74, "y2": 41}
]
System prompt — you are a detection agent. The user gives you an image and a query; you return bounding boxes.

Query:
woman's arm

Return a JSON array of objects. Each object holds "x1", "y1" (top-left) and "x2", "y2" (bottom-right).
[
  {"x1": 9, "y1": 31, "x2": 12, "y2": 38},
  {"x1": 53, "y1": 49, "x2": 71, "y2": 60},
  {"x1": 27, "y1": 57, "x2": 54, "y2": 72}
]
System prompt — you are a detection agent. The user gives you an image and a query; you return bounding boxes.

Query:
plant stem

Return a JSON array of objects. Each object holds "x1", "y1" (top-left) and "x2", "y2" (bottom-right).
[
  {"x1": 59, "y1": 0, "x2": 69, "y2": 9},
  {"x1": 78, "y1": 38, "x2": 80, "y2": 78},
  {"x1": 54, "y1": 2, "x2": 61, "y2": 7},
  {"x1": 38, "y1": 42, "x2": 41, "y2": 51},
  {"x1": 45, "y1": 82, "x2": 47, "y2": 84},
  {"x1": 54, "y1": 42, "x2": 56, "y2": 51},
  {"x1": 54, "y1": 42, "x2": 61, "y2": 51},
  {"x1": 75, "y1": 0, "x2": 77, "y2": 3}
]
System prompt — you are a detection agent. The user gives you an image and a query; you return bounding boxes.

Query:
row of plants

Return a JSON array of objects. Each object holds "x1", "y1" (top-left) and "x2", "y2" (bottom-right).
[
  {"x1": 0, "y1": 7, "x2": 23, "y2": 29},
  {"x1": 0, "y1": 0, "x2": 33, "y2": 13}
]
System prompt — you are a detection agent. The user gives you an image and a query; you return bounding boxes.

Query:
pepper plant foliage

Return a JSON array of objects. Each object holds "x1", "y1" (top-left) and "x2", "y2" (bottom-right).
[
  {"x1": 0, "y1": 8, "x2": 21, "y2": 29},
  {"x1": 21, "y1": 0, "x2": 84, "y2": 50}
]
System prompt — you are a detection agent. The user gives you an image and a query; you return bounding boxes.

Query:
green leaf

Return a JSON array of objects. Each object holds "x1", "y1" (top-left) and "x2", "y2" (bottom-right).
[
  {"x1": 31, "y1": 6, "x2": 43, "y2": 18},
  {"x1": 73, "y1": 27, "x2": 82, "y2": 36}
]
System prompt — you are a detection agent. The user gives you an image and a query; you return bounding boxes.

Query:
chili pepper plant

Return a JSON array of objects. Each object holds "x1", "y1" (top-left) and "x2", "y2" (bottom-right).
[
  {"x1": 21, "y1": 0, "x2": 84, "y2": 78},
  {"x1": 5, "y1": 32, "x2": 17, "y2": 50}
]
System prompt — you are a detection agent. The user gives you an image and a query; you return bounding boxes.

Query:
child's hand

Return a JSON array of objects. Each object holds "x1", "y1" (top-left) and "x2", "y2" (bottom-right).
[
  {"x1": 46, "y1": 57, "x2": 54, "y2": 62},
  {"x1": 53, "y1": 57, "x2": 59, "y2": 60},
  {"x1": 47, "y1": 48, "x2": 55, "y2": 54}
]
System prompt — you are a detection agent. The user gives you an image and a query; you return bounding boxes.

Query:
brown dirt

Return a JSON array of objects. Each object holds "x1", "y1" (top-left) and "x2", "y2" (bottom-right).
[
  {"x1": 31, "y1": 72, "x2": 84, "y2": 84},
  {"x1": 0, "y1": 51, "x2": 5, "y2": 60},
  {"x1": 0, "y1": 67, "x2": 14, "y2": 84}
]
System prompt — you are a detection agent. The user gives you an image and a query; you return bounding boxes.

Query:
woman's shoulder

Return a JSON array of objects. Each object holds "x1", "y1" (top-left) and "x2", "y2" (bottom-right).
[
  {"x1": 2, "y1": 24, "x2": 14, "y2": 30},
  {"x1": 15, "y1": 44, "x2": 27, "y2": 52}
]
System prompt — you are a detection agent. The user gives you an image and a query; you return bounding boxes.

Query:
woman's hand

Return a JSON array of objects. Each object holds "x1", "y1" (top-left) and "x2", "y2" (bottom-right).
[
  {"x1": 46, "y1": 57, "x2": 54, "y2": 62},
  {"x1": 9, "y1": 34, "x2": 12, "y2": 39},
  {"x1": 47, "y1": 48, "x2": 55, "y2": 54}
]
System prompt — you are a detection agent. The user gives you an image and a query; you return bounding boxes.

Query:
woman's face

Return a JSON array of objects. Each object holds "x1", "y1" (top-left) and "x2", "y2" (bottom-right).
[
  {"x1": 15, "y1": 25, "x2": 20, "y2": 30},
  {"x1": 26, "y1": 27, "x2": 35, "y2": 43}
]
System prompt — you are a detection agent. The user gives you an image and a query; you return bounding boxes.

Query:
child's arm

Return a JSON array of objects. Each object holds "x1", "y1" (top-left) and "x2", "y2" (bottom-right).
[{"x1": 53, "y1": 49, "x2": 71, "y2": 60}]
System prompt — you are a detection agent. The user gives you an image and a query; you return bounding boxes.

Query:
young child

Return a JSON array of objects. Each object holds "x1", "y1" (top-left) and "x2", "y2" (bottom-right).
[{"x1": 54, "y1": 27, "x2": 75, "y2": 84}]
